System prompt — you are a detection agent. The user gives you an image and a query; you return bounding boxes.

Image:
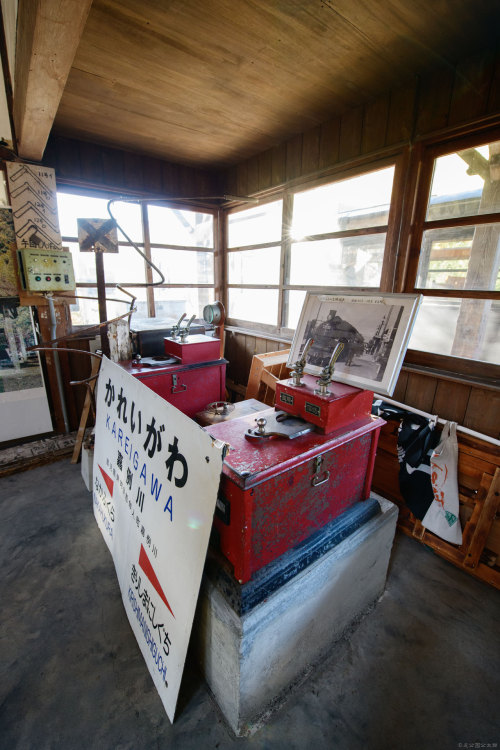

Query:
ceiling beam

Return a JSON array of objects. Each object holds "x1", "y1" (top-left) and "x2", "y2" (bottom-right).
[{"x1": 13, "y1": 0, "x2": 93, "y2": 161}]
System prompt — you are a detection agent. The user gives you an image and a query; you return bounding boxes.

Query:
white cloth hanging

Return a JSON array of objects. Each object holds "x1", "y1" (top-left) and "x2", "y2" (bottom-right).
[{"x1": 421, "y1": 421, "x2": 462, "y2": 545}]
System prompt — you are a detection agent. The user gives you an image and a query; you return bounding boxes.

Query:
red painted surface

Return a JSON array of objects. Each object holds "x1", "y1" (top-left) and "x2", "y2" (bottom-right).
[
  {"x1": 275, "y1": 374, "x2": 373, "y2": 434},
  {"x1": 206, "y1": 409, "x2": 385, "y2": 583},
  {"x1": 164, "y1": 334, "x2": 221, "y2": 364},
  {"x1": 118, "y1": 359, "x2": 227, "y2": 418}
]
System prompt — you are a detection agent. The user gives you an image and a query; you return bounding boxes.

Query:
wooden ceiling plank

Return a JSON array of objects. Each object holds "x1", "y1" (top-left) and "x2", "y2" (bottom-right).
[
  {"x1": 49, "y1": 0, "x2": 500, "y2": 168},
  {"x1": 14, "y1": 0, "x2": 93, "y2": 160}
]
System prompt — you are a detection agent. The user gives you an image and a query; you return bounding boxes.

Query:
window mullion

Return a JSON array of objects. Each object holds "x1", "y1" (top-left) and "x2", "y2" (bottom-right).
[
  {"x1": 279, "y1": 192, "x2": 293, "y2": 329},
  {"x1": 141, "y1": 203, "x2": 155, "y2": 317}
]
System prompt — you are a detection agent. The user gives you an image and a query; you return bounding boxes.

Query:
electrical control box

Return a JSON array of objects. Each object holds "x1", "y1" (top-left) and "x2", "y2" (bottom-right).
[{"x1": 17, "y1": 247, "x2": 76, "y2": 292}]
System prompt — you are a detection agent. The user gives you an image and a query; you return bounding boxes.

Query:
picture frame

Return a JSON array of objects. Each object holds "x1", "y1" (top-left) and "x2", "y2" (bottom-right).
[{"x1": 288, "y1": 292, "x2": 422, "y2": 396}]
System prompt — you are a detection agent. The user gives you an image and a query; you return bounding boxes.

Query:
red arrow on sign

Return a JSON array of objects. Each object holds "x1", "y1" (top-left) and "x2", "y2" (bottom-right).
[
  {"x1": 139, "y1": 544, "x2": 175, "y2": 619},
  {"x1": 99, "y1": 465, "x2": 114, "y2": 496}
]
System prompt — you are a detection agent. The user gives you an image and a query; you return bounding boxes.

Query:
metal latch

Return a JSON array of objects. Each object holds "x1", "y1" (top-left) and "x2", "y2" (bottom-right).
[
  {"x1": 171, "y1": 373, "x2": 187, "y2": 394},
  {"x1": 311, "y1": 454, "x2": 330, "y2": 487}
]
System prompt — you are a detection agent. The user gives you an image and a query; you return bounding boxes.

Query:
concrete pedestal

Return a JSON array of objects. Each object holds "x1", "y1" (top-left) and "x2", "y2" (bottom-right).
[{"x1": 193, "y1": 495, "x2": 397, "y2": 736}]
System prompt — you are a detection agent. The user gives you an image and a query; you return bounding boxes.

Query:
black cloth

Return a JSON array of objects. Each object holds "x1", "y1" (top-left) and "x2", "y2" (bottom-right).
[{"x1": 373, "y1": 400, "x2": 439, "y2": 520}]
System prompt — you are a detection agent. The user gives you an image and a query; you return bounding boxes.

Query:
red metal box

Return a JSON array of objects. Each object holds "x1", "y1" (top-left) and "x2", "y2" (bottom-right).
[
  {"x1": 275, "y1": 374, "x2": 373, "y2": 434},
  {"x1": 118, "y1": 358, "x2": 226, "y2": 419},
  {"x1": 206, "y1": 408, "x2": 384, "y2": 583},
  {"x1": 164, "y1": 334, "x2": 221, "y2": 364}
]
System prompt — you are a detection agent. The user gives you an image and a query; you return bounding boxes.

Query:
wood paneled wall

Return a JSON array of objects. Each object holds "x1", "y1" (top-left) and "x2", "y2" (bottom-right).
[
  {"x1": 225, "y1": 327, "x2": 499, "y2": 439},
  {"x1": 43, "y1": 134, "x2": 221, "y2": 197},
  {"x1": 221, "y1": 48, "x2": 500, "y2": 440},
  {"x1": 223, "y1": 49, "x2": 500, "y2": 195}
]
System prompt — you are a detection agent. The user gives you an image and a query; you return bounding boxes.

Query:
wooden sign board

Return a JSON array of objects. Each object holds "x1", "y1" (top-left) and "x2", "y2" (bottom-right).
[
  {"x1": 6, "y1": 163, "x2": 62, "y2": 250},
  {"x1": 77, "y1": 218, "x2": 119, "y2": 253}
]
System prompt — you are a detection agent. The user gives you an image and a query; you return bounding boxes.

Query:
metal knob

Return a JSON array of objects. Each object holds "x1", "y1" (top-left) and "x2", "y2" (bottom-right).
[{"x1": 255, "y1": 417, "x2": 267, "y2": 434}]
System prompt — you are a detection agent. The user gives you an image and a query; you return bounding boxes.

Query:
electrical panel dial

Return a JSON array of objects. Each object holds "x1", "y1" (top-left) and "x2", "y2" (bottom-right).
[{"x1": 17, "y1": 247, "x2": 76, "y2": 292}]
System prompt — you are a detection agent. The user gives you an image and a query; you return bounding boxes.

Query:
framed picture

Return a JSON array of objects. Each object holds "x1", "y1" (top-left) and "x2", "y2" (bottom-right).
[{"x1": 288, "y1": 292, "x2": 422, "y2": 396}]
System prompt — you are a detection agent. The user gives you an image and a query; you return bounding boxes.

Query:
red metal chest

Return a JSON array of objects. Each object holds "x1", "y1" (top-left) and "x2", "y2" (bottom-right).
[
  {"x1": 164, "y1": 334, "x2": 221, "y2": 364},
  {"x1": 118, "y1": 358, "x2": 227, "y2": 419},
  {"x1": 206, "y1": 408, "x2": 384, "y2": 583},
  {"x1": 275, "y1": 374, "x2": 373, "y2": 434}
]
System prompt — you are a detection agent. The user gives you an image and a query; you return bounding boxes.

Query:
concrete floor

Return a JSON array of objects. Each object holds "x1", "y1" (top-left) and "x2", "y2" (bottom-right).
[{"x1": 1, "y1": 459, "x2": 499, "y2": 749}]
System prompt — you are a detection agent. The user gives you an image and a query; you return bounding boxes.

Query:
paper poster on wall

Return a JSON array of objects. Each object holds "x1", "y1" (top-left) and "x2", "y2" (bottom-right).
[
  {"x1": 92, "y1": 357, "x2": 225, "y2": 722},
  {"x1": 6, "y1": 163, "x2": 62, "y2": 250},
  {"x1": 0, "y1": 299, "x2": 53, "y2": 441},
  {"x1": 0, "y1": 208, "x2": 18, "y2": 297}
]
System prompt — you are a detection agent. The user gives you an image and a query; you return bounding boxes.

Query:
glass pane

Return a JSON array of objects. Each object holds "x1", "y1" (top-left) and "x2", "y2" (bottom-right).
[
  {"x1": 153, "y1": 287, "x2": 214, "y2": 320},
  {"x1": 290, "y1": 235, "x2": 385, "y2": 287},
  {"x1": 70, "y1": 286, "x2": 147, "y2": 326},
  {"x1": 228, "y1": 246, "x2": 280, "y2": 284},
  {"x1": 416, "y1": 225, "x2": 500, "y2": 291},
  {"x1": 409, "y1": 297, "x2": 500, "y2": 364},
  {"x1": 148, "y1": 205, "x2": 213, "y2": 247},
  {"x1": 291, "y1": 166, "x2": 394, "y2": 238},
  {"x1": 150, "y1": 249, "x2": 214, "y2": 284},
  {"x1": 228, "y1": 288, "x2": 279, "y2": 325},
  {"x1": 66, "y1": 241, "x2": 97, "y2": 284},
  {"x1": 104, "y1": 245, "x2": 147, "y2": 284},
  {"x1": 57, "y1": 193, "x2": 143, "y2": 242},
  {"x1": 109, "y1": 200, "x2": 143, "y2": 243},
  {"x1": 67, "y1": 242, "x2": 148, "y2": 286},
  {"x1": 285, "y1": 290, "x2": 307, "y2": 330},
  {"x1": 227, "y1": 200, "x2": 283, "y2": 247},
  {"x1": 426, "y1": 141, "x2": 500, "y2": 221}
]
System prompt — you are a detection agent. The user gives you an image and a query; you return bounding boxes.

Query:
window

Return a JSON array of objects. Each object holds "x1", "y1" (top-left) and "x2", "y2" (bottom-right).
[
  {"x1": 407, "y1": 134, "x2": 500, "y2": 366},
  {"x1": 226, "y1": 164, "x2": 397, "y2": 332},
  {"x1": 57, "y1": 191, "x2": 216, "y2": 326},
  {"x1": 227, "y1": 200, "x2": 283, "y2": 327}
]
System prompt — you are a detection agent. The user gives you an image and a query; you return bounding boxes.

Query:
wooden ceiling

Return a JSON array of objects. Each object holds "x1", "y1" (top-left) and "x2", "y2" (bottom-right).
[{"x1": 13, "y1": 0, "x2": 500, "y2": 168}]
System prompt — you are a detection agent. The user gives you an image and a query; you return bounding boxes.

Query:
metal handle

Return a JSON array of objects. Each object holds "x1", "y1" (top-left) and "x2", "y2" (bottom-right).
[
  {"x1": 311, "y1": 454, "x2": 330, "y2": 487},
  {"x1": 312, "y1": 471, "x2": 330, "y2": 487},
  {"x1": 171, "y1": 373, "x2": 187, "y2": 393}
]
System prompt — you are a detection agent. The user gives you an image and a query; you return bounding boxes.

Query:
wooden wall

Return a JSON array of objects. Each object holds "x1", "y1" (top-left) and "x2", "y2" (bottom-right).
[
  {"x1": 221, "y1": 48, "x2": 500, "y2": 440},
  {"x1": 223, "y1": 49, "x2": 500, "y2": 196},
  {"x1": 43, "y1": 134, "x2": 221, "y2": 197}
]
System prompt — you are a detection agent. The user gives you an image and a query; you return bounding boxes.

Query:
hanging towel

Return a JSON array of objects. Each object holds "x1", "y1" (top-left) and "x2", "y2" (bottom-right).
[
  {"x1": 421, "y1": 421, "x2": 462, "y2": 545},
  {"x1": 396, "y1": 413, "x2": 439, "y2": 520}
]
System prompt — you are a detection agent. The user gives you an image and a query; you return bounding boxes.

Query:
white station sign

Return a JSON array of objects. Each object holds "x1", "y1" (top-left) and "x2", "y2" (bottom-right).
[{"x1": 92, "y1": 357, "x2": 224, "y2": 721}]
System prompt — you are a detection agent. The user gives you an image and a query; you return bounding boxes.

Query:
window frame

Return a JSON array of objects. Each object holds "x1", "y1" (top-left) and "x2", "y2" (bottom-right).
[
  {"x1": 56, "y1": 184, "x2": 221, "y2": 324},
  {"x1": 225, "y1": 153, "x2": 406, "y2": 337},
  {"x1": 401, "y1": 126, "x2": 500, "y2": 381}
]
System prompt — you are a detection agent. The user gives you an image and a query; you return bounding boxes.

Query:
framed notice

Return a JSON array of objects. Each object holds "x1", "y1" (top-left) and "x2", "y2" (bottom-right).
[
  {"x1": 288, "y1": 292, "x2": 421, "y2": 396},
  {"x1": 92, "y1": 358, "x2": 225, "y2": 722}
]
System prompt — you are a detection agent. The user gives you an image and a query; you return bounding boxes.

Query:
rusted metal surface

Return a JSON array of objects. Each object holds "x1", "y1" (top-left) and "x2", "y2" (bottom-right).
[
  {"x1": 119, "y1": 358, "x2": 227, "y2": 419},
  {"x1": 207, "y1": 410, "x2": 384, "y2": 583},
  {"x1": 276, "y1": 374, "x2": 374, "y2": 435}
]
